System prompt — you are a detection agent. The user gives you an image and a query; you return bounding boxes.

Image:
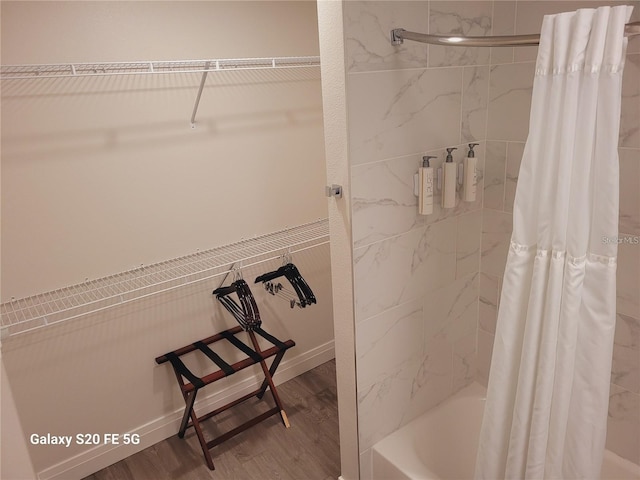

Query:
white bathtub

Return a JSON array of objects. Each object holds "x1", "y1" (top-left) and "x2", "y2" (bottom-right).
[{"x1": 372, "y1": 382, "x2": 640, "y2": 480}]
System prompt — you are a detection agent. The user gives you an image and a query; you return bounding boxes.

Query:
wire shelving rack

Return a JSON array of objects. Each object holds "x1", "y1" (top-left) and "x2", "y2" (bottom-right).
[
  {"x1": 0, "y1": 56, "x2": 321, "y2": 80},
  {"x1": 1, "y1": 56, "x2": 321, "y2": 126},
  {"x1": 0, "y1": 219, "x2": 329, "y2": 338}
]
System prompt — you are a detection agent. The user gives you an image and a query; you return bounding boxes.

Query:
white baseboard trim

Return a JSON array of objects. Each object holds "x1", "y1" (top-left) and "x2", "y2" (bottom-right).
[{"x1": 37, "y1": 340, "x2": 335, "y2": 480}]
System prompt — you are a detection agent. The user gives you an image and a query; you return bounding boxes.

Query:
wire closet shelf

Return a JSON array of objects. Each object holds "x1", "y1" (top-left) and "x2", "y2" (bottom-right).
[
  {"x1": 0, "y1": 56, "x2": 321, "y2": 80},
  {"x1": 0, "y1": 219, "x2": 329, "y2": 338},
  {"x1": 0, "y1": 56, "x2": 321, "y2": 127}
]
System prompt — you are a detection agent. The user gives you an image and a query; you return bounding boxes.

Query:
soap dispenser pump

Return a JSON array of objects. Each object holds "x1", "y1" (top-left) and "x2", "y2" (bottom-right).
[
  {"x1": 442, "y1": 147, "x2": 457, "y2": 209},
  {"x1": 419, "y1": 155, "x2": 436, "y2": 215},
  {"x1": 463, "y1": 143, "x2": 479, "y2": 202}
]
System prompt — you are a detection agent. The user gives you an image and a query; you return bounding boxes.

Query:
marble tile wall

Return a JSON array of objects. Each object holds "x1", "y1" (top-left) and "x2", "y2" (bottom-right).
[
  {"x1": 344, "y1": 0, "x2": 490, "y2": 466},
  {"x1": 479, "y1": 0, "x2": 640, "y2": 465},
  {"x1": 343, "y1": 0, "x2": 639, "y2": 471}
]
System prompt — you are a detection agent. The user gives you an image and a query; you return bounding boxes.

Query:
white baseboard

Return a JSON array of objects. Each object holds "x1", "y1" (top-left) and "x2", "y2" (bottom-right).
[{"x1": 37, "y1": 340, "x2": 335, "y2": 480}]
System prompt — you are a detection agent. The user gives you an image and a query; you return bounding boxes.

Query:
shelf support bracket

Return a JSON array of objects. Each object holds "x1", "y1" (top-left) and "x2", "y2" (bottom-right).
[{"x1": 190, "y1": 61, "x2": 211, "y2": 129}]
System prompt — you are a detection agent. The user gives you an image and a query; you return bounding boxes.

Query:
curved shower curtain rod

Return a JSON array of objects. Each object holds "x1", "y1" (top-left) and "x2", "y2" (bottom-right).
[{"x1": 391, "y1": 21, "x2": 640, "y2": 47}]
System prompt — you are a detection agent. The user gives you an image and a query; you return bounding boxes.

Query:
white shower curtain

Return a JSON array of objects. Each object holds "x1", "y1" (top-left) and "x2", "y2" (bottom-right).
[{"x1": 475, "y1": 6, "x2": 633, "y2": 480}]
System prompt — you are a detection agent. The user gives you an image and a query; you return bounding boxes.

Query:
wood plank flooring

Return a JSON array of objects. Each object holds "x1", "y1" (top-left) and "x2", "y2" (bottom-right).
[{"x1": 83, "y1": 360, "x2": 340, "y2": 480}]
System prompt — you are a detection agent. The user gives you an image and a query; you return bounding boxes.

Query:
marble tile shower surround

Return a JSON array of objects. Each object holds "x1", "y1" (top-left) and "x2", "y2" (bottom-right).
[
  {"x1": 617, "y1": 238, "x2": 640, "y2": 319},
  {"x1": 356, "y1": 299, "x2": 424, "y2": 393},
  {"x1": 490, "y1": 1, "x2": 517, "y2": 65},
  {"x1": 620, "y1": 53, "x2": 640, "y2": 149},
  {"x1": 428, "y1": 1, "x2": 493, "y2": 67},
  {"x1": 456, "y1": 210, "x2": 483, "y2": 279},
  {"x1": 461, "y1": 65, "x2": 490, "y2": 143},
  {"x1": 504, "y1": 142, "x2": 524, "y2": 213},
  {"x1": 347, "y1": 67, "x2": 463, "y2": 166},
  {"x1": 479, "y1": 271, "x2": 500, "y2": 335},
  {"x1": 483, "y1": 141, "x2": 508, "y2": 211},
  {"x1": 345, "y1": 0, "x2": 498, "y2": 72},
  {"x1": 353, "y1": 217, "x2": 458, "y2": 321},
  {"x1": 619, "y1": 148, "x2": 640, "y2": 234},
  {"x1": 356, "y1": 272, "x2": 479, "y2": 451},
  {"x1": 479, "y1": 208, "x2": 512, "y2": 278},
  {"x1": 346, "y1": 0, "x2": 494, "y2": 466},
  {"x1": 486, "y1": 61, "x2": 536, "y2": 142},
  {"x1": 345, "y1": 1, "x2": 429, "y2": 73},
  {"x1": 607, "y1": 384, "x2": 640, "y2": 464},
  {"x1": 482, "y1": 141, "x2": 525, "y2": 214},
  {"x1": 612, "y1": 312, "x2": 640, "y2": 393},
  {"x1": 351, "y1": 142, "x2": 485, "y2": 248},
  {"x1": 344, "y1": 0, "x2": 640, "y2": 468}
]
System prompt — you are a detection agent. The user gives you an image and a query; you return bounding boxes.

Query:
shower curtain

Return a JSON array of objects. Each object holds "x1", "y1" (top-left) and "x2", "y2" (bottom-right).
[{"x1": 475, "y1": 5, "x2": 633, "y2": 480}]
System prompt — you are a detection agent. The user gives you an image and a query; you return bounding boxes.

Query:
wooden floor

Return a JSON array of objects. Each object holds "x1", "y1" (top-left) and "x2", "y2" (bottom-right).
[{"x1": 84, "y1": 360, "x2": 340, "y2": 480}]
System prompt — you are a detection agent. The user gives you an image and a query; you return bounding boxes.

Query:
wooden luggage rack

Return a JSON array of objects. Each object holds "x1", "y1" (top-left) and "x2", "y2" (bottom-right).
[{"x1": 155, "y1": 324, "x2": 295, "y2": 470}]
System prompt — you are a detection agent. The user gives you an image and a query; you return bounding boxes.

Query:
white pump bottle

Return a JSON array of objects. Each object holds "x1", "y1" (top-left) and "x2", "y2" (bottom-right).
[
  {"x1": 442, "y1": 147, "x2": 457, "y2": 209},
  {"x1": 419, "y1": 155, "x2": 436, "y2": 215},
  {"x1": 463, "y1": 143, "x2": 479, "y2": 202}
]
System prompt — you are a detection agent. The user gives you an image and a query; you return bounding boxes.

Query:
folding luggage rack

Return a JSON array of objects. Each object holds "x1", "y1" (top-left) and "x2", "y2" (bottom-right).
[
  {"x1": 156, "y1": 261, "x2": 317, "y2": 470},
  {"x1": 155, "y1": 324, "x2": 294, "y2": 470}
]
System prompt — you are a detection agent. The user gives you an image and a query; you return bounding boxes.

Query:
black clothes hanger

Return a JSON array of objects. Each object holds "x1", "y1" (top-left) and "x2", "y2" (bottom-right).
[
  {"x1": 238, "y1": 279, "x2": 261, "y2": 324},
  {"x1": 255, "y1": 263, "x2": 316, "y2": 308},
  {"x1": 257, "y1": 264, "x2": 307, "y2": 306},
  {"x1": 286, "y1": 264, "x2": 316, "y2": 306},
  {"x1": 213, "y1": 279, "x2": 261, "y2": 331}
]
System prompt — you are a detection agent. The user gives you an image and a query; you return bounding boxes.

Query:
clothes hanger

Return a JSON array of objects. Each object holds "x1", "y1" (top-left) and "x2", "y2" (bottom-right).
[
  {"x1": 237, "y1": 279, "x2": 261, "y2": 326},
  {"x1": 213, "y1": 277, "x2": 261, "y2": 331},
  {"x1": 285, "y1": 264, "x2": 316, "y2": 306},
  {"x1": 254, "y1": 254, "x2": 316, "y2": 308}
]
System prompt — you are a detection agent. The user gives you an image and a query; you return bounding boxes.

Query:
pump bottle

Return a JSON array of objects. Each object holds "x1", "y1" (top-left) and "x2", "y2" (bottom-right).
[
  {"x1": 442, "y1": 147, "x2": 457, "y2": 209},
  {"x1": 463, "y1": 143, "x2": 479, "y2": 202},
  {"x1": 419, "y1": 155, "x2": 436, "y2": 215}
]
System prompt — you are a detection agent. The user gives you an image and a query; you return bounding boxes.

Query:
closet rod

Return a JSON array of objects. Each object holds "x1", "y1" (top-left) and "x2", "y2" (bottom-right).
[
  {"x1": 0, "y1": 219, "x2": 329, "y2": 339},
  {"x1": 0, "y1": 56, "x2": 321, "y2": 80},
  {"x1": 391, "y1": 20, "x2": 640, "y2": 47}
]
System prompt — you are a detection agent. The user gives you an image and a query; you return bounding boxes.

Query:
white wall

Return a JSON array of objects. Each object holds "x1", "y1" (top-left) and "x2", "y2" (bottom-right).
[
  {"x1": 1, "y1": 2, "x2": 334, "y2": 478},
  {"x1": 1, "y1": 12, "x2": 37, "y2": 470},
  {"x1": 1, "y1": 0, "x2": 326, "y2": 299},
  {"x1": 1, "y1": 349, "x2": 38, "y2": 480},
  {"x1": 317, "y1": 2, "x2": 359, "y2": 480}
]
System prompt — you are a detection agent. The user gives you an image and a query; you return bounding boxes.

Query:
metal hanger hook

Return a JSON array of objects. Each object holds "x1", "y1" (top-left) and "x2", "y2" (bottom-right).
[
  {"x1": 282, "y1": 248, "x2": 292, "y2": 266},
  {"x1": 232, "y1": 263, "x2": 243, "y2": 281}
]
